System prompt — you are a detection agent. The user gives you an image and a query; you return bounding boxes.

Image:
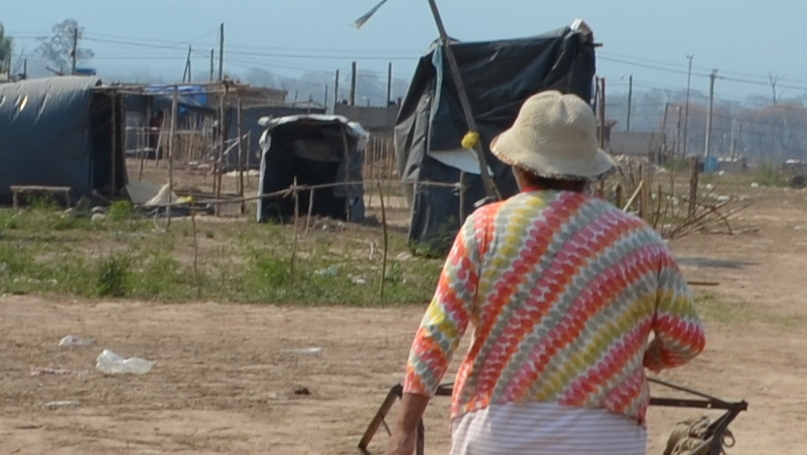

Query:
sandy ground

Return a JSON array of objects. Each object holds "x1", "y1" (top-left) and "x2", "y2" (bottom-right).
[{"x1": 1, "y1": 186, "x2": 806, "y2": 454}]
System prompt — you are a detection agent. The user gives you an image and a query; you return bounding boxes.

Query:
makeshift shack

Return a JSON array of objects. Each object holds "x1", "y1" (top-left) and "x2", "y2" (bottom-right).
[
  {"x1": 256, "y1": 115, "x2": 368, "y2": 223},
  {"x1": 395, "y1": 23, "x2": 597, "y2": 254},
  {"x1": 0, "y1": 76, "x2": 127, "y2": 202}
]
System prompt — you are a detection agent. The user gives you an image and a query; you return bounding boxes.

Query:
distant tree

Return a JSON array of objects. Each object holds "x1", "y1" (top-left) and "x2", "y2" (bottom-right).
[
  {"x1": 36, "y1": 19, "x2": 94, "y2": 72},
  {"x1": 0, "y1": 22, "x2": 13, "y2": 75},
  {"x1": 243, "y1": 68, "x2": 278, "y2": 88}
]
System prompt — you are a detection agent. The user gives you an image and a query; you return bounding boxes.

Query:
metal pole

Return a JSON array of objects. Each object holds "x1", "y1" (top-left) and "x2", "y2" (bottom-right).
[
  {"x1": 704, "y1": 69, "x2": 718, "y2": 158},
  {"x1": 626, "y1": 75, "x2": 633, "y2": 132},
  {"x1": 683, "y1": 55, "x2": 693, "y2": 156},
  {"x1": 218, "y1": 23, "x2": 224, "y2": 81},
  {"x1": 425, "y1": 0, "x2": 499, "y2": 200}
]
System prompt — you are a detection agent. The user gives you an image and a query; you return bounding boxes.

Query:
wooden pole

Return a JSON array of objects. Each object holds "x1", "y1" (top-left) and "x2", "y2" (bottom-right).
[
  {"x1": 306, "y1": 188, "x2": 315, "y2": 236},
  {"x1": 341, "y1": 124, "x2": 352, "y2": 221},
  {"x1": 425, "y1": 0, "x2": 499, "y2": 200},
  {"x1": 167, "y1": 86, "x2": 178, "y2": 229},
  {"x1": 333, "y1": 69, "x2": 340, "y2": 112},
  {"x1": 110, "y1": 95, "x2": 117, "y2": 197},
  {"x1": 378, "y1": 181, "x2": 389, "y2": 299},
  {"x1": 458, "y1": 172, "x2": 466, "y2": 225},
  {"x1": 290, "y1": 177, "x2": 300, "y2": 283},
  {"x1": 688, "y1": 157, "x2": 699, "y2": 218},
  {"x1": 386, "y1": 62, "x2": 393, "y2": 106},
  {"x1": 350, "y1": 62, "x2": 357, "y2": 106},
  {"x1": 237, "y1": 92, "x2": 245, "y2": 214},
  {"x1": 216, "y1": 85, "x2": 227, "y2": 215}
]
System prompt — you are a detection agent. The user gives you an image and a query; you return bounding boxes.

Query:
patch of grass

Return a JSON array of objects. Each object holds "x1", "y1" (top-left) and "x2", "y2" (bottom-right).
[
  {"x1": 753, "y1": 162, "x2": 788, "y2": 187},
  {"x1": 107, "y1": 200, "x2": 133, "y2": 222},
  {"x1": 96, "y1": 255, "x2": 131, "y2": 297},
  {"x1": 0, "y1": 207, "x2": 445, "y2": 305},
  {"x1": 695, "y1": 292, "x2": 805, "y2": 328}
]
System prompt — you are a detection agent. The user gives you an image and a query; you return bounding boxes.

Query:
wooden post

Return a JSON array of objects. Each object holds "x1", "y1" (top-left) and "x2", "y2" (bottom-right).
[
  {"x1": 306, "y1": 187, "x2": 315, "y2": 236},
  {"x1": 378, "y1": 181, "x2": 389, "y2": 299},
  {"x1": 290, "y1": 178, "x2": 300, "y2": 283},
  {"x1": 237, "y1": 92, "x2": 246, "y2": 214},
  {"x1": 216, "y1": 85, "x2": 227, "y2": 215},
  {"x1": 167, "y1": 86, "x2": 178, "y2": 230},
  {"x1": 333, "y1": 69, "x2": 340, "y2": 112},
  {"x1": 366, "y1": 137, "x2": 375, "y2": 209},
  {"x1": 615, "y1": 183, "x2": 623, "y2": 208},
  {"x1": 110, "y1": 94, "x2": 117, "y2": 197},
  {"x1": 386, "y1": 62, "x2": 393, "y2": 106},
  {"x1": 425, "y1": 0, "x2": 499, "y2": 201},
  {"x1": 640, "y1": 164, "x2": 652, "y2": 221},
  {"x1": 458, "y1": 172, "x2": 466, "y2": 225},
  {"x1": 340, "y1": 124, "x2": 352, "y2": 221},
  {"x1": 140, "y1": 99, "x2": 151, "y2": 181},
  {"x1": 688, "y1": 157, "x2": 699, "y2": 218},
  {"x1": 350, "y1": 62, "x2": 357, "y2": 106}
]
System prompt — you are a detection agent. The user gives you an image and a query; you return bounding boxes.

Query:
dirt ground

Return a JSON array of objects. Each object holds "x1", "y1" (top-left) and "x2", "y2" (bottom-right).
[{"x1": 1, "y1": 185, "x2": 806, "y2": 454}]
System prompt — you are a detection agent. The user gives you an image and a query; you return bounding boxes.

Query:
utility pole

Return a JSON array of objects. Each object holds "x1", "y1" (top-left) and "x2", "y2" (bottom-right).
[
  {"x1": 386, "y1": 62, "x2": 393, "y2": 106},
  {"x1": 675, "y1": 105, "x2": 682, "y2": 158},
  {"x1": 324, "y1": 85, "x2": 329, "y2": 109},
  {"x1": 626, "y1": 75, "x2": 633, "y2": 132},
  {"x1": 333, "y1": 69, "x2": 340, "y2": 112},
  {"x1": 71, "y1": 26, "x2": 78, "y2": 75},
  {"x1": 23, "y1": 59, "x2": 27, "y2": 80},
  {"x1": 730, "y1": 118, "x2": 737, "y2": 161},
  {"x1": 183, "y1": 45, "x2": 192, "y2": 83},
  {"x1": 704, "y1": 69, "x2": 718, "y2": 158},
  {"x1": 683, "y1": 55, "x2": 693, "y2": 157},
  {"x1": 209, "y1": 49, "x2": 214, "y2": 82},
  {"x1": 218, "y1": 23, "x2": 225, "y2": 81},
  {"x1": 350, "y1": 61, "x2": 357, "y2": 106}
]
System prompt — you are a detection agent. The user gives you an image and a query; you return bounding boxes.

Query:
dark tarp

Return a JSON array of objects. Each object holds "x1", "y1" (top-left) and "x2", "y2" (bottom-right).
[
  {"x1": 395, "y1": 26, "x2": 597, "y2": 255},
  {"x1": 0, "y1": 76, "x2": 127, "y2": 202},
  {"x1": 256, "y1": 115, "x2": 367, "y2": 224}
]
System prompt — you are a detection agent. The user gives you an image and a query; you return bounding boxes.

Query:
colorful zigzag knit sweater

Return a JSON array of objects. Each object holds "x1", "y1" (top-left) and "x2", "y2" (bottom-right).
[{"x1": 403, "y1": 189, "x2": 706, "y2": 425}]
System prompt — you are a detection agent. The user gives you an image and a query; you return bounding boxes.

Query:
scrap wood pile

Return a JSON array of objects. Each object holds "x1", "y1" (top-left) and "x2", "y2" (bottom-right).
[{"x1": 607, "y1": 156, "x2": 752, "y2": 240}]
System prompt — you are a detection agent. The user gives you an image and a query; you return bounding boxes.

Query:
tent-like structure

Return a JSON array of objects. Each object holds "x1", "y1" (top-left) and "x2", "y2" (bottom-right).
[
  {"x1": 256, "y1": 115, "x2": 368, "y2": 223},
  {"x1": 395, "y1": 24, "x2": 597, "y2": 255},
  {"x1": 0, "y1": 76, "x2": 127, "y2": 202}
]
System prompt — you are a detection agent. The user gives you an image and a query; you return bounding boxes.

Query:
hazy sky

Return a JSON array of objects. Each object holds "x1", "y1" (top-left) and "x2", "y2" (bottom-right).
[{"x1": 7, "y1": 0, "x2": 807, "y2": 101}]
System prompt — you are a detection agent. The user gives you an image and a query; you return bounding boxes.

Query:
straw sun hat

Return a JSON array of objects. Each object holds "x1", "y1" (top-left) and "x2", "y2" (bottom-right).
[{"x1": 491, "y1": 90, "x2": 615, "y2": 180}]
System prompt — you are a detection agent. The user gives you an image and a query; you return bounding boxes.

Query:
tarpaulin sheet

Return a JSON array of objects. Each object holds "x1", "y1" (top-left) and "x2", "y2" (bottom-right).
[
  {"x1": 395, "y1": 26, "x2": 597, "y2": 255},
  {"x1": 0, "y1": 76, "x2": 101, "y2": 200}
]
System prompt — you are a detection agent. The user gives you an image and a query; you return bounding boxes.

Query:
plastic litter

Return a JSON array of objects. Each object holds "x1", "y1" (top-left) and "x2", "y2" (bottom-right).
[
  {"x1": 314, "y1": 265, "x2": 340, "y2": 277},
  {"x1": 281, "y1": 347, "x2": 322, "y2": 355},
  {"x1": 30, "y1": 367, "x2": 90, "y2": 377},
  {"x1": 95, "y1": 349, "x2": 154, "y2": 375},
  {"x1": 44, "y1": 400, "x2": 80, "y2": 409},
  {"x1": 59, "y1": 335, "x2": 94, "y2": 347}
]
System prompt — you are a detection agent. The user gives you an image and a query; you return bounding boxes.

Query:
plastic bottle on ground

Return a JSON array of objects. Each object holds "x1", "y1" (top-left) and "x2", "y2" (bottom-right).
[{"x1": 95, "y1": 349, "x2": 154, "y2": 375}]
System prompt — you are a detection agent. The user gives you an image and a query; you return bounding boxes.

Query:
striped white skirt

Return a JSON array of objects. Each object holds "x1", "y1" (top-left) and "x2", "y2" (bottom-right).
[{"x1": 450, "y1": 402, "x2": 647, "y2": 455}]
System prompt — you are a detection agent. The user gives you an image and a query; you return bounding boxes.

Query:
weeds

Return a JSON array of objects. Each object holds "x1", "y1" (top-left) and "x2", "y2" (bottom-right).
[{"x1": 0, "y1": 206, "x2": 443, "y2": 305}]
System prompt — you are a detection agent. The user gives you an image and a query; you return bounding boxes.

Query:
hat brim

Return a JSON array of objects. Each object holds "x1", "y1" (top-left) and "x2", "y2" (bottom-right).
[{"x1": 490, "y1": 132, "x2": 616, "y2": 180}]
